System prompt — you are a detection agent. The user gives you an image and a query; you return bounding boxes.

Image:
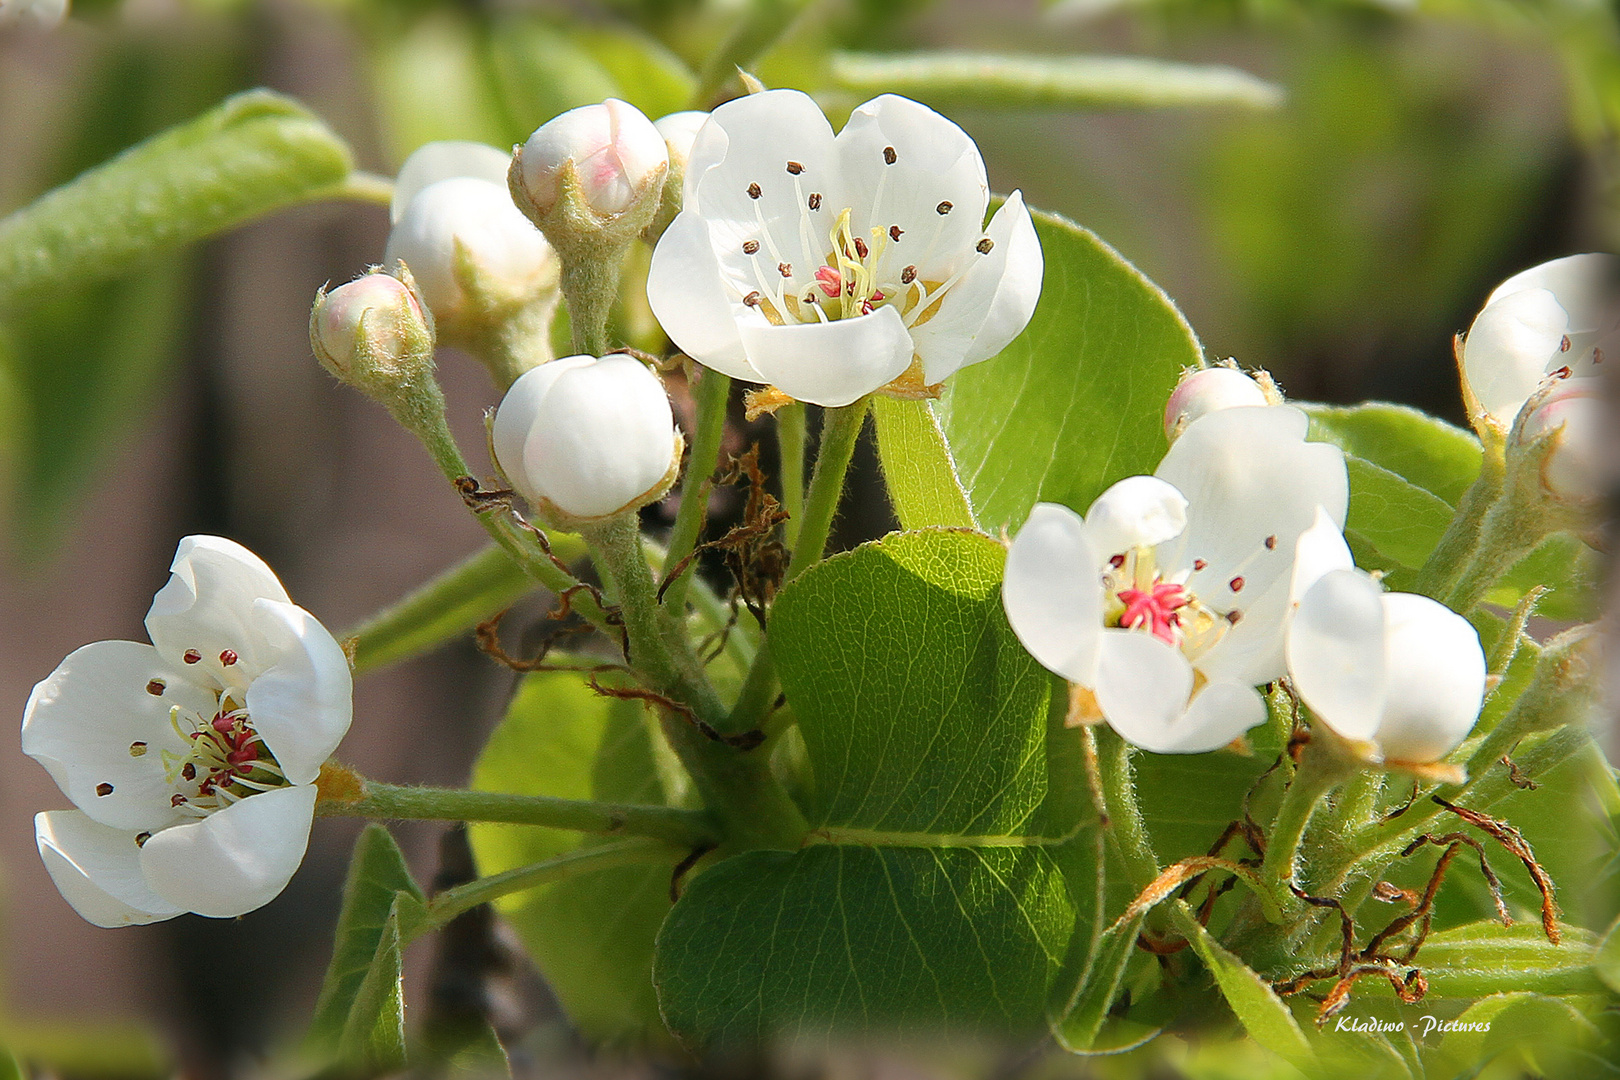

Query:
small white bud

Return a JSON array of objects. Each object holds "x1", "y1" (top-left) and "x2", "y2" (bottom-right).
[
  {"x1": 654, "y1": 111, "x2": 709, "y2": 172},
  {"x1": 1163, "y1": 366, "x2": 1269, "y2": 437},
  {"x1": 515, "y1": 99, "x2": 668, "y2": 221},
  {"x1": 492, "y1": 354, "x2": 682, "y2": 522},
  {"x1": 310, "y1": 271, "x2": 432, "y2": 391},
  {"x1": 385, "y1": 176, "x2": 556, "y2": 327},
  {"x1": 391, "y1": 140, "x2": 512, "y2": 225},
  {"x1": 1518, "y1": 377, "x2": 1605, "y2": 503}
]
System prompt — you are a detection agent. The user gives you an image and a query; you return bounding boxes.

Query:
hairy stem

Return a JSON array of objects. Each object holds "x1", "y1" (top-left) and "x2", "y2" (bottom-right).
[
  {"x1": 777, "y1": 401, "x2": 807, "y2": 550},
  {"x1": 1411, "y1": 450, "x2": 1503, "y2": 601},
  {"x1": 662, "y1": 368, "x2": 732, "y2": 614},
  {"x1": 1093, "y1": 726, "x2": 1160, "y2": 895}
]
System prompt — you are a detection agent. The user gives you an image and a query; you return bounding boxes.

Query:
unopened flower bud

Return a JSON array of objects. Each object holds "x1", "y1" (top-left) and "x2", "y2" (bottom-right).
[
  {"x1": 491, "y1": 354, "x2": 683, "y2": 524},
  {"x1": 1518, "y1": 376, "x2": 1605, "y2": 503},
  {"x1": 310, "y1": 270, "x2": 433, "y2": 393},
  {"x1": 1163, "y1": 365, "x2": 1271, "y2": 439},
  {"x1": 643, "y1": 111, "x2": 709, "y2": 244},
  {"x1": 514, "y1": 100, "x2": 668, "y2": 224}
]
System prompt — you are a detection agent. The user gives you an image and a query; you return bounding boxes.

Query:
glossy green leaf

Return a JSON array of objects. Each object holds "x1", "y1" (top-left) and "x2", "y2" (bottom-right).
[
  {"x1": 654, "y1": 530, "x2": 1072, "y2": 1046},
  {"x1": 938, "y1": 209, "x2": 1199, "y2": 533},
  {"x1": 1175, "y1": 907, "x2": 1316, "y2": 1071},
  {"x1": 467, "y1": 670, "x2": 678, "y2": 1044},
  {"x1": 344, "y1": 541, "x2": 583, "y2": 675},
  {"x1": 1341, "y1": 454, "x2": 1455, "y2": 572},
  {"x1": 1418, "y1": 922, "x2": 1602, "y2": 999},
  {"x1": 1304, "y1": 402, "x2": 1482, "y2": 506},
  {"x1": 831, "y1": 52, "x2": 1283, "y2": 111},
  {"x1": 870, "y1": 397, "x2": 978, "y2": 530},
  {"x1": 337, "y1": 895, "x2": 409, "y2": 1072},
  {"x1": 309, "y1": 825, "x2": 425, "y2": 1054},
  {"x1": 0, "y1": 89, "x2": 351, "y2": 311}
]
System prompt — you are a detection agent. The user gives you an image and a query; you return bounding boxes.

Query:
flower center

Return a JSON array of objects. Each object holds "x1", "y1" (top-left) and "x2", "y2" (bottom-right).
[
  {"x1": 160, "y1": 691, "x2": 289, "y2": 818},
  {"x1": 1116, "y1": 581, "x2": 1190, "y2": 644},
  {"x1": 1103, "y1": 548, "x2": 1239, "y2": 660},
  {"x1": 735, "y1": 150, "x2": 997, "y2": 330}
]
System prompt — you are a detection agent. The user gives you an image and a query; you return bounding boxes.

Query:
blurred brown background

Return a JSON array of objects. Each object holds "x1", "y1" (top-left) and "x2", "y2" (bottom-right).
[{"x1": 0, "y1": 0, "x2": 1613, "y2": 1072}]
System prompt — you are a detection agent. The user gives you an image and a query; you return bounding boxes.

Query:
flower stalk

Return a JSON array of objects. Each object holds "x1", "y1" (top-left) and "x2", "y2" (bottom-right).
[{"x1": 661, "y1": 368, "x2": 732, "y2": 614}]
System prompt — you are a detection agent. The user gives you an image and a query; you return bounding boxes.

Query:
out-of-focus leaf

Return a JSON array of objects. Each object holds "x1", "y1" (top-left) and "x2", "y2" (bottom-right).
[
  {"x1": 372, "y1": 12, "x2": 511, "y2": 158},
  {"x1": 575, "y1": 26, "x2": 696, "y2": 119},
  {"x1": 1426, "y1": 992, "x2": 1604, "y2": 1078},
  {"x1": 870, "y1": 397, "x2": 978, "y2": 531},
  {"x1": 467, "y1": 670, "x2": 678, "y2": 1044},
  {"x1": 0, "y1": 1021, "x2": 168, "y2": 1079},
  {"x1": 654, "y1": 530, "x2": 1072, "y2": 1047},
  {"x1": 1052, "y1": 915, "x2": 1143, "y2": 1052},
  {"x1": 1419, "y1": 922, "x2": 1602, "y2": 999},
  {"x1": 337, "y1": 896, "x2": 409, "y2": 1071},
  {"x1": 1597, "y1": 912, "x2": 1620, "y2": 994},
  {"x1": 344, "y1": 541, "x2": 584, "y2": 675},
  {"x1": 1175, "y1": 907, "x2": 1316, "y2": 1072},
  {"x1": 939, "y1": 209, "x2": 1198, "y2": 533},
  {"x1": 831, "y1": 52, "x2": 1284, "y2": 111},
  {"x1": 309, "y1": 825, "x2": 424, "y2": 1054},
  {"x1": 0, "y1": 90, "x2": 351, "y2": 310},
  {"x1": 486, "y1": 19, "x2": 618, "y2": 137}
]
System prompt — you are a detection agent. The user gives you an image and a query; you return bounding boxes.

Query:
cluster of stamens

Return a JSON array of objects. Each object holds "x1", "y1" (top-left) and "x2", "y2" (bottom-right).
[
  {"x1": 1102, "y1": 534, "x2": 1278, "y2": 658},
  {"x1": 733, "y1": 146, "x2": 995, "y2": 332}
]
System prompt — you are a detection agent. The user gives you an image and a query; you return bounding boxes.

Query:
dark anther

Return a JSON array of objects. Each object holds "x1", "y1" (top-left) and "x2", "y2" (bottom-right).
[
  {"x1": 786, "y1": 160, "x2": 804, "y2": 175},
  {"x1": 883, "y1": 146, "x2": 897, "y2": 165},
  {"x1": 96, "y1": 782, "x2": 114, "y2": 797},
  {"x1": 219, "y1": 649, "x2": 238, "y2": 667},
  {"x1": 1230, "y1": 576, "x2": 1245, "y2": 592},
  {"x1": 181, "y1": 763, "x2": 196, "y2": 781},
  {"x1": 1109, "y1": 554, "x2": 1127, "y2": 569},
  {"x1": 1264, "y1": 535, "x2": 1278, "y2": 550},
  {"x1": 803, "y1": 291, "x2": 818, "y2": 304},
  {"x1": 1226, "y1": 610, "x2": 1243, "y2": 625},
  {"x1": 746, "y1": 182, "x2": 762, "y2": 199},
  {"x1": 129, "y1": 742, "x2": 147, "y2": 757},
  {"x1": 183, "y1": 650, "x2": 202, "y2": 665},
  {"x1": 778, "y1": 262, "x2": 792, "y2": 278},
  {"x1": 901, "y1": 265, "x2": 917, "y2": 284},
  {"x1": 976, "y1": 238, "x2": 994, "y2": 254},
  {"x1": 808, "y1": 192, "x2": 822, "y2": 210},
  {"x1": 854, "y1": 237, "x2": 869, "y2": 259},
  {"x1": 743, "y1": 239, "x2": 760, "y2": 255},
  {"x1": 936, "y1": 201, "x2": 953, "y2": 214},
  {"x1": 135, "y1": 832, "x2": 151, "y2": 848},
  {"x1": 146, "y1": 680, "x2": 165, "y2": 696},
  {"x1": 889, "y1": 225, "x2": 903, "y2": 242},
  {"x1": 1193, "y1": 558, "x2": 1207, "y2": 570},
  {"x1": 744, "y1": 291, "x2": 762, "y2": 307}
]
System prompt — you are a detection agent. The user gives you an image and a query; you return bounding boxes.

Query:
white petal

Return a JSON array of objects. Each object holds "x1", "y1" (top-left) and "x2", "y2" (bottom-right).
[
  {"x1": 1289, "y1": 506, "x2": 1355, "y2": 606},
  {"x1": 146, "y1": 535, "x2": 291, "y2": 693},
  {"x1": 1374, "y1": 593, "x2": 1485, "y2": 763},
  {"x1": 244, "y1": 600, "x2": 353, "y2": 786},
  {"x1": 139, "y1": 785, "x2": 316, "y2": 918},
  {"x1": 646, "y1": 212, "x2": 760, "y2": 382},
  {"x1": 909, "y1": 192, "x2": 1043, "y2": 383},
  {"x1": 1487, "y1": 253, "x2": 1617, "y2": 333},
  {"x1": 740, "y1": 303, "x2": 913, "y2": 407},
  {"x1": 22, "y1": 640, "x2": 210, "y2": 831},
  {"x1": 391, "y1": 141, "x2": 513, "y2": 223},
  {"x1": 1094, "y1": 629, "x2": 1196, "y2": 753},
  {"x1": 1286, "y1": 569, "x2": 1387, "y2": 743},
  {"x1": 1002, "y1": 502, "x2": 1104, "y2": 684},
  {"x1": 1083, "y1": 475, "x2": 1188, "y2": 558},
  {"x1": 655, "y1": 110, "x2": 710, "y2": 166},
  {"x1": 836, "y1": 94, "x2": 989, "y2": 294},
  {"x1": 1193, "y1": 574, "x2": 1291, "y2": 689},
  {"x1": 35, "y1": 811, "x2": 182, "y2": 927},
  {"x1": 525, "y1": 355, "x2": 678, "y2": 518},
  {"x1": 1462, "y1": 288, "x2": 1569, "y2": 425},
  {"x1": 1170, "y1": 681, "x2": 1269, "y2": 755},
  {"x1": 1157, "y1": 405, "x2": 1347, "y2": 620},
  {"x1": 492, "y1": 354, "x2": 597, "y2": 491}
]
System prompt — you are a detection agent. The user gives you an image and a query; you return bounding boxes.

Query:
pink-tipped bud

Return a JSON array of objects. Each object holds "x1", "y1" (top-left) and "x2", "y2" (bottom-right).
[
  {"x1": 310, "y1": 272, "x2": 430, "y2": 387},
  {"x1": 516, "y1": 99, "x2": 668, "y2": 221},
  {"x1": 1518, "y1": 376, "x2": 1606, "y2": 503},
  {"x1": 1163, "y1": 367, "x2": 1269, "y2": 437}
]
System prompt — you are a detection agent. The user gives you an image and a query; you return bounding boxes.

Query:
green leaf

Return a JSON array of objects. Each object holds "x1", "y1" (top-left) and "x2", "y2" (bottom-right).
[
  {"x1": 337, "y1": 895, "x2": 410, "y2": 1072},
  {"x1": 467, "y1": 670, "x2": 678, "y2": 1044},
  {"x1": 830, "y1": 52, "x2": 1284, "y2": 111},
  {"x1": 1341, "y1": 454, "x2": 1456, "y2": 572},
  {"x1": 1418, "y1": 922, "x2": 1602, "y2": 999},
  {"x1": 1594, "y1": 912, "x2": 1620, "y2": 994},
  {"x1": 0, "y1": 89, "x2": 351, "y2": 311},
  {"x1": 1426, "y1": 992, "x2": 1604, "y2": 1077},
  {"x1": 1174, "y1": 906, "x2": 1316, "y2": 1071},
  {"x1": 1052, "y1": 915, "x2": 1144, "y2": 1052},
  {"x1": 871, "y1": 396, "x2": 978, "y2": 530},
  {"x1": 345, "y1": 542, "x2": 583, "y2": 675},
  {"x1": 655, "y1": 845, "x2": 1074, "y2": 1046},
  {"x1": 654, "y1": 530, "x2": 1072, "y2": 1046},
  {"x1": 574, "y1": 26, "x2": 696, "y2": 120},
  {"x1": 309, "y1": 825, "x2": 425, "y2": 1054},
  {"x1": 1303, "y1": 402, "x2": 1482, "y2": 506},
  {"x1": 938, "y1": 209, "x2": 1200, "y2": 533}
]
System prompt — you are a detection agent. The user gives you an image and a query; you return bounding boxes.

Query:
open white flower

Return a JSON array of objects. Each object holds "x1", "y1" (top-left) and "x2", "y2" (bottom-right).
[
  {"x1": 647, "y1": 90, "x2": 1042, "y2": 407},
  {"x1": 1286, "y1": 512, "x2": 1485, "y2": 764},
  {"x1": 1462, "y1": 253, "x2": 1617, "y2": 426},
  {"x1": 24, "y1": 536, "x2": 352, "y2": 926},
  {"x1": 1003, "y1": 406, "x2": 1347, "y2": 753}
]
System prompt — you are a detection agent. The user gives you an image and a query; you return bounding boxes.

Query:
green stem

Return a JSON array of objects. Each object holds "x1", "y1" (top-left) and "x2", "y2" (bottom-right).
[
  {"x1": 662, "y1": 368, "x2": 732, "y2": 614},
  {"x1": 1093, "y1": 726, "x2": 1159, "y2": 895},
  {"x1": 1412, "y1": 452, "x2": 1503, "y2": 601},
  {"x1": 407, "y1": 839, "x2": 679, "y2": 941},
  {"x1": 307, "y1": 170, "x2": 395, "y2": 207},
  {"x1": 787, "y1": 399, "x2": 868, "y2": 580},
  {"x1": 584, "y1": 513, "x2": 807, "y2": 849},
  {"x1": 560, "y1": 257, "x2": 618, "y2": 357},
  {"x1": 1441, "y1": 495, "x2": 1547, "y2": 614},
  {"x1": 777, "y1": 401, "x2": 807, "y2": 550},
  {"x1": 1258, "y1": 742, "x2": 1348, "y2": 898},
  {"x1": 318, "y1": 780, "x2": 719, "y2": 846}
]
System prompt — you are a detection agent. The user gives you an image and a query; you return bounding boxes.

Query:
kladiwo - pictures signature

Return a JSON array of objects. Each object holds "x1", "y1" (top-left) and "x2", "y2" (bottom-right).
[{"x1": 1334, "y1": 1015, "x2": 1492, "y2": 1037}]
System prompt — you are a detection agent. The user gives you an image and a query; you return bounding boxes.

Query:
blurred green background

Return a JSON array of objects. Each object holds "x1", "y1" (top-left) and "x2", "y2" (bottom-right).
[{"x1": 0, "y1": 0, "x2": 1614, "y2": 1075}]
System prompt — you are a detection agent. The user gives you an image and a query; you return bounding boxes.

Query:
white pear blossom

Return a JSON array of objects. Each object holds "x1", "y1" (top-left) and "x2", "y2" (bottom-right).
[
  {"x1": 654, "y1": 110, "x2": 710, "y2": 173},
  {"x1": 492, "y1": 354, "x2": 680, "y2": 521},
  {"x1": 1285, "y1": 512, "x2": 1485, "y2": 763},
  {"x1": 516, "y1": 99, "x2": 669, "y2": 220},
  {"x1": 385, "y1": 141, "x2": 557, "y2": 326},
  {"x1": 1003, "y1": 406, "x2": 1347, "y2": 753},
  {"x1": 1462, "y1": 253, "x2": 1617, "y2": 426},
  {"x1": 1163, "y1": 365, "x2": 1269, "y2": 437},
  {"x1": 23, "y1": 537, "x2": 352, "y2": 926},
  {"x1": 646, "y1": 90, "x2": 1043, "y2": 407}
]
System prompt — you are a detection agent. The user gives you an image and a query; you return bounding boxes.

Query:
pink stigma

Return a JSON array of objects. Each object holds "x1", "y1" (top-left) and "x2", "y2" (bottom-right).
[
  {"x1": 1117, "y1": 581, "x2": 1189, "y2": 644},
  {"x1": 815, "y1": 266, "x2": 842, "y2": 297}
]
